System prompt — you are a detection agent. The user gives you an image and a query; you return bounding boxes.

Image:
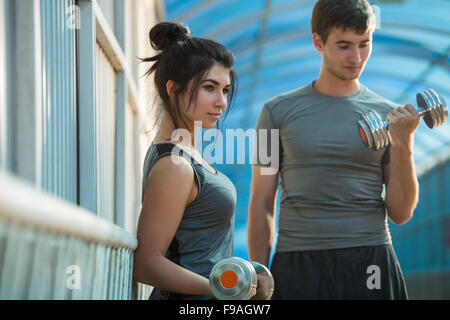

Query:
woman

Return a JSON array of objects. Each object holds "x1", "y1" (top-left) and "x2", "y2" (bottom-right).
[{"x1": 133, "y1": 22, "x2": 238, "y2": 300}]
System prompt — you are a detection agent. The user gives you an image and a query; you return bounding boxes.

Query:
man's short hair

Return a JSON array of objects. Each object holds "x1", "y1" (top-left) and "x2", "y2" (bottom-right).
[{"x1": 311, "y1": 0, "x2": 375, "y2": 43}]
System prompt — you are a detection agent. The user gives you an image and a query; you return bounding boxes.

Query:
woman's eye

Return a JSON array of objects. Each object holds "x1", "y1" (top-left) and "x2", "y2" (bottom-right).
[
  {"x1": 204, "y1": 85, "x2": 214, "y2": 91},
  {"x1": 223, "y1": 88, "x2": 230, "y2": 95}
]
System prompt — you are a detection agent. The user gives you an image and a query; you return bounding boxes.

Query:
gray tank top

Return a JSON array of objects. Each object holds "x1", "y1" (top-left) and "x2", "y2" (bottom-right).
[{"x1": 141, "y1": 142, "x2": 236, "y2": 300}]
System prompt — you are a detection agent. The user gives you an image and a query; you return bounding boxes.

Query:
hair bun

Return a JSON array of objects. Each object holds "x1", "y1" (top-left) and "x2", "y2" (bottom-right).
[{"x1": 149, "y1": 22, "x2": 191, "y2": 51}]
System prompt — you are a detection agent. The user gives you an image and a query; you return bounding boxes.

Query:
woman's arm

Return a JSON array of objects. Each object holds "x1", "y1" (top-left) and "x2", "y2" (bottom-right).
[{"x1": 133, "y1": 155, "x2": 213, "y2": 297}]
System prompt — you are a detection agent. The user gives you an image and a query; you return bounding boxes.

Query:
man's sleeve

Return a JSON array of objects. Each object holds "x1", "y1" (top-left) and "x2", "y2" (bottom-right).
[{"x1": 252, "y1": 103, "x2": 280, "y2": 169}]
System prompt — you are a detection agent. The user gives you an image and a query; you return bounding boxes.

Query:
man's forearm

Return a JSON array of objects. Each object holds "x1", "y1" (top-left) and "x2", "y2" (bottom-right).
[
  {"x1": 247, "y1": 203, "x2": 275, "y2": 266},
  {"x1": 385, "y1": 144, "x2": 419, "y2": 224}
]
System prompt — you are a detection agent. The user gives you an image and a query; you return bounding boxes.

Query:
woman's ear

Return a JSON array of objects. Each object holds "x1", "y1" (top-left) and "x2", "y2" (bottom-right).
[{"x1": 166, "y1": 80, "x2": 177, "y2": 99}]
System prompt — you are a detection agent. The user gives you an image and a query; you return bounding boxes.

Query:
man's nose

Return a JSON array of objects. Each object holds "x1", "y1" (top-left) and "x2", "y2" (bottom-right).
[{"x1": 350, "y1": 48, "x2": 362, "y2": 64}]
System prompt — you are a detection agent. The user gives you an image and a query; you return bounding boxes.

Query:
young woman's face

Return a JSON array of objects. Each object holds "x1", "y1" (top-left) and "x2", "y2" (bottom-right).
[{"x1": 181, "y1": 63, "x2": 232, "y2": 129}]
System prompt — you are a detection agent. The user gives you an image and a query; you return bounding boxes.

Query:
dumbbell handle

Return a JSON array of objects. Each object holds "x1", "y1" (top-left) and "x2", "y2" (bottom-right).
[
  {"x1": 417, "y1": 106, "x2": 433, "y2": 117},
  {"x1": 376, "y1": 104, "x2": 434, "y2": 129}
]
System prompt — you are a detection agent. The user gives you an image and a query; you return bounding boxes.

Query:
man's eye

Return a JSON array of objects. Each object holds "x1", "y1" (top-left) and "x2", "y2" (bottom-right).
[{"x1": 339, "y1": 46, "x2": 349, "y2": 50}]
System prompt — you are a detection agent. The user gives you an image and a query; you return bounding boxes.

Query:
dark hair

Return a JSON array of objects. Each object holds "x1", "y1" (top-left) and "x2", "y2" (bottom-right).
[
  {"x1": 140, "y1": 22, "x2": 237, "y2": 130},
  {"x1": 311, "y1": 0, "x2": 374, "y2": 44}
]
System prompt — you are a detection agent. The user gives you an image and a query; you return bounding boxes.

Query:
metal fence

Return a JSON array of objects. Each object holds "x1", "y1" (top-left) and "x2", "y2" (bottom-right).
[
  {"x1": 95, "y1": 42, "x2": 117, "y2": 223},
  {"x1": 0, "y1": 172, "x2": 136, "y2": 299},
  {"x1": 40, "y1": 0, "x2": 78, "y2": 204},
  {"x1": 0, "y1": 0, "x2": 160, "y2": 299}
]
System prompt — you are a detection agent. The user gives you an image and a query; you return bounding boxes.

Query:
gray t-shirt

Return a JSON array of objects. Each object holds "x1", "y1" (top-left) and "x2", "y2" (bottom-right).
[
  {"x1": 141, "y1": 142, "x2": 236, "y2": 299},
  {"x1": 255, "y1": 82, "x2": 397, "y2": 252}
]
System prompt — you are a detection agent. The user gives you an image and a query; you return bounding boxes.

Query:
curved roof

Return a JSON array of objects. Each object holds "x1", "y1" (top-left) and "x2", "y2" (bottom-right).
[
  {"x1": 162, "y1": 0, "x2": 450, "y2": 260},
  {"x1": 164, "y1": 0, "x2": 450, "y2": 169}
]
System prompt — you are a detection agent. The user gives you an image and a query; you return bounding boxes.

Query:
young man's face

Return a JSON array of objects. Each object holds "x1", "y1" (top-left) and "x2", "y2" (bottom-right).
[{"x1": 314, "y1": 27, "x2": 373, "y2": 81}]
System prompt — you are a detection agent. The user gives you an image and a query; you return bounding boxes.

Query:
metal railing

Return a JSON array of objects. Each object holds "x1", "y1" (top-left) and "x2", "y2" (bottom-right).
[{"x1": 0, "y1": 171, "x2": 145, "y2": 299}]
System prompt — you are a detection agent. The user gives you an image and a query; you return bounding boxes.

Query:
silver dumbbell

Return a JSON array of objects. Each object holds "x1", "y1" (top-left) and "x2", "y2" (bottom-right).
[
  {"x1": 358, "y1": 89, "x2": 448, "y2": 151},
  {"x1": 209, "y1": 257, "x2": 274, "y2": 300}
]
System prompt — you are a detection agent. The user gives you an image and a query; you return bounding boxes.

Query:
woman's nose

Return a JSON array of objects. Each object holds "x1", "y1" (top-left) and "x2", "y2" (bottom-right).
[{"x1": 216, "y1": 91, "x2": 227, "y2": 109}]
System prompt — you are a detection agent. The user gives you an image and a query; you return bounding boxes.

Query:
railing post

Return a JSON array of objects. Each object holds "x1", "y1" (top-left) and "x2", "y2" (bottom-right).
[
  {"x1": 78, "y1": 0, "x2": 98, "y2": 214},
  {"x1": 9, "y1": 0, "x2": 43, "y2": 187}
]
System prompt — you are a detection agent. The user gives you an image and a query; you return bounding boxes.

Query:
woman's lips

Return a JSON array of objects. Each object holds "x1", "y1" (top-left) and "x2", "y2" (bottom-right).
[{"x1": 207, "y1": 113, "x2": 220, "y2": 120}]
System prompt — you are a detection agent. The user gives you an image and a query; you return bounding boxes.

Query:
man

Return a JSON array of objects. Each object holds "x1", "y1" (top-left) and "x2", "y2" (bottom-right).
[{"x1": 248, "y1": 0, "x2": 419, "y2": 299}]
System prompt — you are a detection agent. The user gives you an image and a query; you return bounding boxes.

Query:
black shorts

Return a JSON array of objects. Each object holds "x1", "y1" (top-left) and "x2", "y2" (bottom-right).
[{"x1": 270, "y1": 244, "x2": 408, "y2": 300}]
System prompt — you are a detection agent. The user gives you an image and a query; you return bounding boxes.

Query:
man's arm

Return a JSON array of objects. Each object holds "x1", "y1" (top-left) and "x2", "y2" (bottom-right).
[
  {"x1": 383, "y1": 104, "x2": 420, "y2": 225},
  {"x1": 247, "y1": 165, "x2": 279, "y2": 266}
]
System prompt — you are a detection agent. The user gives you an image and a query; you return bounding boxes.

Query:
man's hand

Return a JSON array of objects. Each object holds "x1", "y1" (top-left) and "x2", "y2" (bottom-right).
[{"x1": 386, "y1": 104, "x2": 420, "y2": 149}]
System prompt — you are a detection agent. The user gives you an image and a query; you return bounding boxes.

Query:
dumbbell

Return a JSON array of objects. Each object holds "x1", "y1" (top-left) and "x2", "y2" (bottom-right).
[
  {"x1": 209, "y1": 257, "x2": 274, "y2": 300},
  {"x1": 358, "y1": 89, "x2": 448, "y2": 150}
]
